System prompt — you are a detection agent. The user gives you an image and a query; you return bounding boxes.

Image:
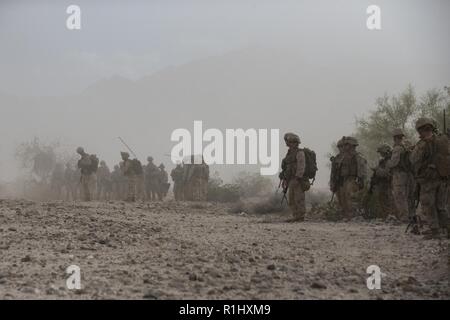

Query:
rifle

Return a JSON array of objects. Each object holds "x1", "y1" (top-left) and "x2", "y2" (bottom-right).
[
  {"x1": 278, "y1": 174, "x2": 288, "y2": 208},
  {"x1": 280, "y1": 185, "x2": 288, "y2": 208},
  {"x1": 444, "y1": 109, "x2": 447, "y2": 135},
  {"x1": 405, "y1": 215, "x2": 421, "y2": 234},
  {"x1": 118, "y1": 137, "x2": 139, "y2": 159}
]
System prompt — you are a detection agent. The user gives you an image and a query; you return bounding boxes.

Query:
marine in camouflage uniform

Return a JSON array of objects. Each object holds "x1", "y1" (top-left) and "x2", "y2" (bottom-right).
[
  {"x1": 97, "y1": 160, "x2": 112, "y2": 201},
  {"x1": 370, "y1": 144, "x2": 396, "y2": 219},
  {"x1": 64, "y1": 162, "x2": 79, "y2": 201},
  {"x1": 76, "y1": 147, "x2": 96, "y2": 201},
  {"x1": 182, "y1": 157, "x2": 194, "y2": 201},
  {"x1": 157, "y1": 164, "x2": 170, "y2": 201},
  {"x1": 50, "y1": 163, "x2": 65, "y2": 200},
  {"x1": 280, "y1": 133, "x2": 309, "y2": 222},
  {"x1": 330, "y1": 137, "x2": 345, "y2": 194},
  {"x1": 144, "y1": 157, "x2": 160, "y2": 201},
  {"x1": 410, "y1": 118, "x2": 450, "y2": 239},
  {"x1": 120, "y1": 152, "x2": 136, "y2": 202},
  {"x1": 335, "y1": 137, "x2": 367, "y2": 220},
  {"x1": 170, "y1": 163, "x2": 184, "y2": 201},
  {"x1": 387, "y1": 128, "x2": 415, "y2": 222},
  {"x1": 191, "y1": 157, "x2": 209, "y2": 201},
  {"x1": 111, "y1": 165, "x2": 125, "y2": 200}
]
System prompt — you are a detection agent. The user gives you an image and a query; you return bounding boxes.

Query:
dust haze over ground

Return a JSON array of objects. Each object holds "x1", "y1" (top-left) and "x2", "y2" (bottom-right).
[
  {"x1": 1, "y1": 0, "x2": 450, "y2": 186},
  {"x1": 0, "y1": 199, "x2": 448, "y2": 299},
  {"x1": 0, "y1": 0, "x2": 449, "y2": 300}
]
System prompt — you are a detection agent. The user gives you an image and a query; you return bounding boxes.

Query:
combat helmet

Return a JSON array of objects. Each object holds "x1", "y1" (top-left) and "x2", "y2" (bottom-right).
[
  {"x1": 415, "y1": 117, "x2": 435, "y2": 131},
  {"x1": 343, "y1": 136, "x2": 358, "y2": 146},
  {"x1": 147, "y1": 156, "x2": 153, "y2": 162},
  {"x1": 76, "y1": 147, "x2": 84, "y2": 154},
  {"x1": 337, "y1": 136, "x2": 346, "y2": 148},
  {"x1": 120, "y1": 151, "x2": 130, "y2": 158},
  {"x1": 392, "y1": 128, "x2": 405, "y2": 137},
  {"x1": 377, "y1": 144, "x2": 392, "y2": 154},
  {"x1": 284, "y1": 132, "x2": 301, "y2": 144}
]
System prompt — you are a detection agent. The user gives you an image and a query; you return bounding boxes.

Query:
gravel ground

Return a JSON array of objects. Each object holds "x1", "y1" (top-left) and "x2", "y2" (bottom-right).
[{"x1": 0, "y1": 199, "x2": 448, "y2": 299}]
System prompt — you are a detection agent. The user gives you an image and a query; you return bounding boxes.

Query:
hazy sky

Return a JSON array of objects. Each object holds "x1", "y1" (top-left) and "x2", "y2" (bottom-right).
[{"x1": 0, "y1": 0, "x2": 449, "y2": 187}]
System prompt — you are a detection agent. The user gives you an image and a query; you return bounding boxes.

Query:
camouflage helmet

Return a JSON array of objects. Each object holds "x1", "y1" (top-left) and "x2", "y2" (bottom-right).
[
  {"x1": 284, "y1": 132, "x2": 301, "y2": 144},
  {"x1": 147, "y1": 156, "x2": 153, "y2": 162},
  {"x1": 343, "y1": 136, "x2": 358, "y2": 146},
  {"x1": 120, "y1": 151, "x2": 130, "y2": 158},
  {"x1": 76, "y1": 147, "x2": 84, "y2": 154},
  {"x1": 337, "y1": 136, "x2": 346, "y2": 148},
  {"x1": 415, "y1": 117, "x2": 435, "y2": 130},
  {"x1": 100, "y1": 160, "x2": 106, "y2": 166},
  {"x1": 392, "y1": 128, "x2": 405, "y2": 137},
  {"x1": 377, "y1": 144, "x2": 392, "y2": 154},
  {"x1": 159, "y1": 163, "x2": 165, "y2": 169}
]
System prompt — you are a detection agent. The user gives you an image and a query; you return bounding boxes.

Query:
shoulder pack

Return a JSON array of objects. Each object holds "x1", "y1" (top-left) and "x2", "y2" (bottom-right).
[{"x1": 302, "y1": 148, "x2": 318, "y2": 180}]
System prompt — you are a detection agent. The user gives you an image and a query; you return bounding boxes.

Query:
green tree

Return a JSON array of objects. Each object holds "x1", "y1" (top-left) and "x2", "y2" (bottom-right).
[{"x1": 351, "y1": 85, "x2": 449, "y2": 166}]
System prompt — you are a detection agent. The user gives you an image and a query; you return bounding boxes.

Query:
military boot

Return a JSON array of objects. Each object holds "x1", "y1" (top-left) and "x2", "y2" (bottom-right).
[{"x1": 423, "y1": 228, "x2": 441, "y2": 240}]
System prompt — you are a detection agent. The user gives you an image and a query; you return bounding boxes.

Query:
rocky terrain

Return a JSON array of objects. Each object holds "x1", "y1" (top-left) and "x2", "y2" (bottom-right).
[{"x1": 0, "y1": 198, "x2": 448, "y2": 299}]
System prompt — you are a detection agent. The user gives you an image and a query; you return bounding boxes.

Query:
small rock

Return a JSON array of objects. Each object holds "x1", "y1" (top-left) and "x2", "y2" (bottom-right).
[
  {"x1": 310, "y1": 281, "x2": 327, "y2": 289},
  {"x1": 21, "y1": 255, "x2": 32, "y2": 262},
  {"x1": 266, "y1": 264, "x2": 276, "y2": 271},
  {"x1": 143, "y1": 290, "x2": 158, "y2": 300},
  {"x1": 189, "y1": 273, "x2": 198, "y2": 281}
]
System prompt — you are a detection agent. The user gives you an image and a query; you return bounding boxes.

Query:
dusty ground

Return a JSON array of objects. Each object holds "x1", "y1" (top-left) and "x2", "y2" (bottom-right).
[{"x1": 0, "y1": 198, "x2": 448, "y2": 300}]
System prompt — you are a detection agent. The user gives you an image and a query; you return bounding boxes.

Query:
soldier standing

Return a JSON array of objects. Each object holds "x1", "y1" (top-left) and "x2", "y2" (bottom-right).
[
  {"x1": 330, "y1": 137, "x2": 345, "y2": 196},
  {"x1": 144, "y1": 156, "x2": 160, "y2": 201},
  {"x1": 199, "y1": 158, "x2": 210, "y2": 201},
  {"x1": 369, "y1": 144, "x2": 396, "y2": 219},
  {"x1": 335, "y1": 137, "x2": 367, "y2": 221},
  {"x1": 171, "y1": 163, "x2": 184, "y2": 201},
  {"x1": 183, "y1": 156, "x2": 195, "y2": 201},
  {"x1": 157, "y1": 164, "x2": 170, "y2": 200},
  {"x1": 50, "y1": 163, "x2": 65, "y2": 200},
  {"x1": 97, "y1": 160, "x2": 112, "y2": 201},
  {"x1": 111, "y1": 165, "x2": 123, "y2": 200},
  {"x1": 64, "y1": 162, "x2": 78, "y2": 201},
  {"x1": 410, "y1": 118, "x2": 449, "y2": 239},
  {"x1": 120, "y1": 152, "x2": 136, "y2": 202},
  {"x1": 76, "y1": 147, "x2": 98, "y2": 201},
  {"x1": 387, "y1": 128, "x2": 415, "y2": 222},
  {"x1": 279, "y1": 133, "x2": 309, "y2": 222}
]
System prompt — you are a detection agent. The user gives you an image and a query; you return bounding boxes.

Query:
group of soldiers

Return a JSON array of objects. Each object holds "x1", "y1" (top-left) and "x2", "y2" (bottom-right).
[
  {"x1": 280, "y1": 117, "x2": 450, "y2": 240},
  {"x1": 51, "y1": 148, "x2": 210, "y2": 203}
]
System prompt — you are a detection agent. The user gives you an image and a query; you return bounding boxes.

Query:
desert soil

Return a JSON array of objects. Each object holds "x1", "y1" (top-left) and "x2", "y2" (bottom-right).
[{"x1": 0, "y1": 199, "x2": 448, "y2": 299}]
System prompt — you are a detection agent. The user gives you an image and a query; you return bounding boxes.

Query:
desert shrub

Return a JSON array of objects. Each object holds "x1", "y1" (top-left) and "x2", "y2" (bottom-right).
[
  {"x1": 232, "y1": 171, "x2": 274, "y2": 198},
  {"x1": 207, "y1": 174, "x2": 241, "y2": 203}
]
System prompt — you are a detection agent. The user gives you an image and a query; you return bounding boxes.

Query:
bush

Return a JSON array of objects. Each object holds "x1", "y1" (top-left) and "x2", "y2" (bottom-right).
[
  {"x1": 207, "y1": 174, "x2": 241, "y2": 203},
  {"x1": 232, "y1": 171, "x2": 274, "y2": 198}
]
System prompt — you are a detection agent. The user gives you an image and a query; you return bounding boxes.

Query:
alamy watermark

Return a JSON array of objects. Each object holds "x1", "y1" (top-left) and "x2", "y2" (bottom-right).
[{"x1": 170, "y1": 121, "x2": 279, "y2": 176}]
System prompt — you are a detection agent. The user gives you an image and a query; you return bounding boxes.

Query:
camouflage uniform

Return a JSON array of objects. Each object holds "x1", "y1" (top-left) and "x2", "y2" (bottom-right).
[
  {"x1": 280, "y1": 133, "x2": 308, "y2": 221},
  {"x1": 97, "y1": 161, "x2": 112, "y2": 201},
  {"x1": 157, "y1": 164, "x2": 170, "y2": 201},
  {"x1": 64, "y1": 163, "x2": 79, "y2": 201},
  {"x1": 370, "y1": 144, "x2": 396, "y2": 219},
  {"x1": 191, "y1": 160, "x2": 209, "y2": 201},
  {"x1": 330, "y1": 137, "x2": 345, "y2": 194},
  {"x1": 120, "y1": 152, "x2": 136, "y2": 202},
  {"x1": 111, "y1": 165, "x2": 125, "y2": 200},
  {"x1": 335, "y1": 137, "x2": 367, "y2": 220},
  {"x1": 76, "y1": 147, "x2": 96, "y2": 202},
  {"x1": 387, "y1": 129, "x2": 415, "y2": 221},
  {"x1": 183, "y1": 161, "x2": 194, "y2": 201},
  {"x1": 171, "y1": 164, "x2": 184, "y2": 201},
  {"x1": 410, "y1": 118, "x2": 449, "y2": 238},
  {"x1": 145, "y1": 157, "x2": 160, "y2": 201},
  {"x1": 50, "y1": 163, "x2": 65, "y2": 200}
]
